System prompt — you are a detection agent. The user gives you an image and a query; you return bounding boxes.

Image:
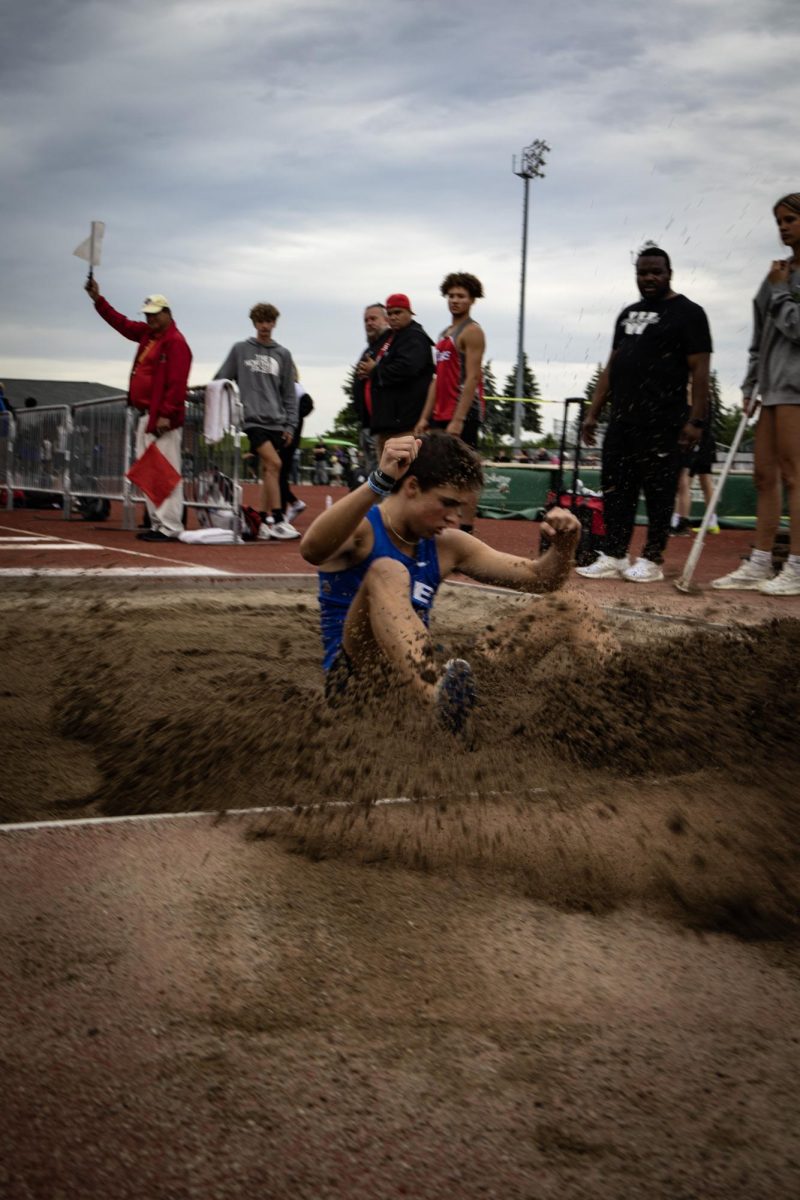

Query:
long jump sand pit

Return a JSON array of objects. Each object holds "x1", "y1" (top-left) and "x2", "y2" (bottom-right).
[{"x1": 1, "y1": 581, "x2": 799, "y2": 1199}]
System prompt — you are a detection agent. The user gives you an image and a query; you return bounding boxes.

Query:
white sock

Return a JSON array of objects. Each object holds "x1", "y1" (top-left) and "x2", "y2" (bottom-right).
[
  {"x1": 751, "y1": 548, "x2": 771, "y2": 567},
  {"x1": 670, "y1": 512, "x2": 681, "y2": 529}
]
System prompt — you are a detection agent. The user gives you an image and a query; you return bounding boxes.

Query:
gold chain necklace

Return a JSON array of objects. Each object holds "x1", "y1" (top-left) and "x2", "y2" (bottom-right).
[{"x1": 384, "y1": 511, "x2": 418, "y2": 549}]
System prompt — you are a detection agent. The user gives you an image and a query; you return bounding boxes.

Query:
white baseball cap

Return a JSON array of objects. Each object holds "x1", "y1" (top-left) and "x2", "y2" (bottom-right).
[{"x1": 141, "y1": 294, "x2": 171, "y2": 313}]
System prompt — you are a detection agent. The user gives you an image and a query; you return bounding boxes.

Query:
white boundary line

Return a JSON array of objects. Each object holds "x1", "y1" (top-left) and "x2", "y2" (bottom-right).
[
  {"x1": 0, "y1": 789, "x2": 547, "y2": 836},
  {"x1": 0, "y1": 567, "x2": 229, "y2": 577},
  {"x1": 1, "y1": 544, "x2": 140, "y2": 552},
  {"x1": 0, "y1": 520, "x2": 233, "y2": 571}
]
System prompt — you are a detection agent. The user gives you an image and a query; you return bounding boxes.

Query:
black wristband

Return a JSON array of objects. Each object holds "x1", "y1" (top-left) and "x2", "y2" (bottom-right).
[
  {"x1": 372, "y1": 467, "x2": 396, "y2": 491},
  {"x1": 689, "y1": 418, "x2": 707, "y2": 429},
  {"x1": 367, "y1": 470, "x2": 393, "y2": 497}
]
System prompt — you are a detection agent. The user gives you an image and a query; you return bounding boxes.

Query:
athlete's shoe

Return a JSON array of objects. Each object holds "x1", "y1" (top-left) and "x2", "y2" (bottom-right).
[
  {"x1": 257, "y1": 518, "x2": 274, "y2": 541},
  {"x1": 286, "y1": 499, "x2": 307, "y2": 522},
  {"x1": 575, "y1": 553, "x2": 630, "y2": 579},
  {"x1": 711, "y1": 559, "x2": 772, "y2": 590},
  {"x1": 137, "y1": 529, "x2": 178, "y2": 542},
  {"x1": 758, "y1": 568, "x2": 800, "y2": 596},
  {"x1": 622, "y1": 557, "x2": 664, "y2": 583},
  {"x1": 691, "y1": 521, "x2": 721, "y2": 535},
  {"x1": 435, "y1": 658, "x2": 476, "y2": 735},
  {"x1": 269, "y1": 519, "x2": 301, "y2": 540}
]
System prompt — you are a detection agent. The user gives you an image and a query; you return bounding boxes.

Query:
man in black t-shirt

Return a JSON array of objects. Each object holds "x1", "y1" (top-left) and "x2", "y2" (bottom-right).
[{"x1": 577, "y1": 246, "x2": 712, "y2": 583}]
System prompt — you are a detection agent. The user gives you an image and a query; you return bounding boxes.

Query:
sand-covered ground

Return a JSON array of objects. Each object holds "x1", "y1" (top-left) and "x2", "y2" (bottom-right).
[{"x1": 1, "y1": 582, "x2": 799, "y2": 1198}]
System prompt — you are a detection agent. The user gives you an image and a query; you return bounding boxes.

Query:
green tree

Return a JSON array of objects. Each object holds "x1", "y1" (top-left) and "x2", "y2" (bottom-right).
[
  {"x1": 503, "y1": 354, "x2": 542, "y2": 435},
  {"x1": 326, "y1": 366, "x2": 361, "y2": 442},
  {"x1": 484, "y1": 353, "x2": 542, "y2": 438},
  {"x1": 708, "y1": 369, "x2": 724, "y2": 442},
  {"x1": 482, "y1": 360, "x2": 498, "y2": 403},
  {"x1": 584, "y1": 363, "x2": 603, "y2": 402},
  {"x1": 479, "y1": 360, "x2": 504, "y2": 452},
  {"x1": 710, "y1": 373, "x2": 759, "y2": 451},
  {"x1": 716, "y1": 407, "x2": 742, "y2": 445}
]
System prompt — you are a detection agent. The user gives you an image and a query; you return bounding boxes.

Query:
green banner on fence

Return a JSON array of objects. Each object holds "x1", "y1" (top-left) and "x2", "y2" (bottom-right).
[{"x1": 478, "y1": 464, "x2": 772, "y2": 529}]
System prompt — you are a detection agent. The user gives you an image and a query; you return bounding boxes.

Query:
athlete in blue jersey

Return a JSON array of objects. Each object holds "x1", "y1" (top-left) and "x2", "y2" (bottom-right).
[{"x1": 300, "y1": 431, "x2": 612, "y2": 733}]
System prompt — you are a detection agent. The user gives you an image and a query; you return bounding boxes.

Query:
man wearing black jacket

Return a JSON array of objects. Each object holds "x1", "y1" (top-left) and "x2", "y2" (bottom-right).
[
  {"x1": 356, "y1": 292, "x2": 434, "y2": 453},
  {"x1": 354, "y1": 303, "x2": 391, "y2": 473}
]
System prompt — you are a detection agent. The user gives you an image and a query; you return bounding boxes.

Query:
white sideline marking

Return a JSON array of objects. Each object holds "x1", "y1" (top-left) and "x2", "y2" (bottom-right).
[
  {"x1": 0, "y1": 566, "x2": 228, "y2": 577},
  {"x1": 0, "y1": 790, "x2": 546, "y2": 835},
  {"x1": 1, "y1": 543, "x2": 113, "y2": 551},
  {"x1": 0, "y1": 520, "x2": 237, "y2": 571},
  {"x1": 0, "y1": 536, "x2": 54, "y2": 543},
  {"x1": 0, "y1": 521, "x2": 234, "y2": 572}
]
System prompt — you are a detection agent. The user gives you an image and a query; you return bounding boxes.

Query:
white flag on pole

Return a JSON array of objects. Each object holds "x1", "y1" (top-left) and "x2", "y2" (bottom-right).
[{"x1": 73, "y1": 221, "x2": 105, "y2": 266}]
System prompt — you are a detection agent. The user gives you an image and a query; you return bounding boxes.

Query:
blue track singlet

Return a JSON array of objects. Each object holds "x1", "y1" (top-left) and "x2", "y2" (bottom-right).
[{"x1": 317, "y1": 506, "x2": 441, "y2": 671}]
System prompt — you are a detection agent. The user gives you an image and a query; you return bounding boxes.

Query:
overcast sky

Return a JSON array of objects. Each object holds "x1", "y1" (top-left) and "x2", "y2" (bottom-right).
[{"x1": 2, "y1": 0, "x2": 797, "y2": 434}]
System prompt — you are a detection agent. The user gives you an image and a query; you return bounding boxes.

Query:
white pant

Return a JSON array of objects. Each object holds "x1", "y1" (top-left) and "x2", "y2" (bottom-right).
[{"x1": 135, "y1": 413, "x2": 184, "y2": 536}]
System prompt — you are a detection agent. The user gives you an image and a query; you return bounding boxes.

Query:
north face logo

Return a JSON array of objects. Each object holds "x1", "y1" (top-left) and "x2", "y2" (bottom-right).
[{"x1": 623, "y1": 311, "x2": 660, "y2": 336}]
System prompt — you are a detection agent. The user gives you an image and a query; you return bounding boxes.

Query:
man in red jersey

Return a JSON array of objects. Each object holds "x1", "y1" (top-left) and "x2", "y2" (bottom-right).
[{"x1": 416, "y1": 272, "x2": 486, "y2": 532}]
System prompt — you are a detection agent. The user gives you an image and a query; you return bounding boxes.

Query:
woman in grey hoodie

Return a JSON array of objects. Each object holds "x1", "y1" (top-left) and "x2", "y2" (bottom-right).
[{"x1": 713, "y1": 193, "x2": 800, "y2": 595}]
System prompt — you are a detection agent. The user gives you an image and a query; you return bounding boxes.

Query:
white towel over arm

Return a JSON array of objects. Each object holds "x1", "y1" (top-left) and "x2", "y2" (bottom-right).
[{"x1": 204, "y1": 379, "x2": 240, "y2": 444}]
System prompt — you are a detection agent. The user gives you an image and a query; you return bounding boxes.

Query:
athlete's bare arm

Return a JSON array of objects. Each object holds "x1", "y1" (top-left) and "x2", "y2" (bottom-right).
[
  {"x1": 448, "y1": 321, "x2": 485, "y2": 434},
  {"x1": 299, "y1": 436, "x2": 420, "y2": 569},
  {"x1": 437, "y1": 506, "x2": 580, "y2": 592},
  {"x1": 415, "y1": 377, "x2": 437, "y2": 436}
]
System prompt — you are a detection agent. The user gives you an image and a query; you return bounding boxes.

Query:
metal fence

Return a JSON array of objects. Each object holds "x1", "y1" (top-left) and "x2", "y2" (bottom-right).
[
  {"x1": 2, "y1": 404, "x2": 73, "y2": 514},
  {"x1": 70, "y1": 395, "x2": 129, "y2": 500},
  {"x1": 1, "y1": 388, "x2": 244, "y2": 534},
  {"x1": 180, "y1": 389, "x2": 242, "y2": 533}
]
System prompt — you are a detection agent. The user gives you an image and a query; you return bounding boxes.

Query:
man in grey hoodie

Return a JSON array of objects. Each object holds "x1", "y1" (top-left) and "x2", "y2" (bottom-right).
[{"x1": 216, "y1": 302, "x2": 300, "y2": 540}]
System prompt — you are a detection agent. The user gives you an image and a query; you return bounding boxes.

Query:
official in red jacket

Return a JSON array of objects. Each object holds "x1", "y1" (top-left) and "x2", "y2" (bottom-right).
[{"x1": 86, "y1": 279, "x2": 192, "y2": 541}]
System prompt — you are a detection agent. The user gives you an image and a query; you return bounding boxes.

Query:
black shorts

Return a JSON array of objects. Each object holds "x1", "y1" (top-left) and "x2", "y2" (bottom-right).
[
  {"x1": 245, "y1": 426, "x2": 285, "y2": 454},
  {"x1": 429, "y1": 416, "x2": 480, "y2": 448},
  {"x1": 681, "y1": 430, "x2": 716, "y2": 476}
]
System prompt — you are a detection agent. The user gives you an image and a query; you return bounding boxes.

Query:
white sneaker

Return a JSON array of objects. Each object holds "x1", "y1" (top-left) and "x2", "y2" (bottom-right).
[
  {"x1": 622, "y1": 557, "x2": 664, "y2": 583},
  {"x1": 711, "y1": 559, "x2": 771, "y2": 590},
  {"x1": 269, "y1": 519, "x2": 301, "y2": 540},
  {"x1": 758, "y1": 568, "x2": 800, "y2": 596},
  {"x1": 286, "y1": 499, "x2": 306, "y2": 522},
  {"x1": 575, "y1": 553, "x2": 630, "y2": 579},
  {"x1": 257, "y1": 522, "x2": 272, "y2": 541}
]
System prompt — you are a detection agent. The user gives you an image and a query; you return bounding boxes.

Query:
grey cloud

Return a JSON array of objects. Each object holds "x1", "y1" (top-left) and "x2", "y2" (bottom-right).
[{"x1": 2, "y1": 0, "x2": 799, "y2": 428}]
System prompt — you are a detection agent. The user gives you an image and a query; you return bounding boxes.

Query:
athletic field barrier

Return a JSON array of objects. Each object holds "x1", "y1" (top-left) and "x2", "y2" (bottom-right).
[
  {"x1": 0, "y1": 388, "x2": 244, "y2": 534},
  {"x1": 478, "y1": 459, "x2": 772, "y2": 527}
]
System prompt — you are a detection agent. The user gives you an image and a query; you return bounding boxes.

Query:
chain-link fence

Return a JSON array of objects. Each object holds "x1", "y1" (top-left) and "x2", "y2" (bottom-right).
[
  {"x1": 0, "y1": 388, "x2": 244, "y2": 532},
  {"x1": 180, "y1": 389, "x2": 242, "y2": 533},
  {"x1": 2, "y1": 405, "x2": 72, "y2": 513}
]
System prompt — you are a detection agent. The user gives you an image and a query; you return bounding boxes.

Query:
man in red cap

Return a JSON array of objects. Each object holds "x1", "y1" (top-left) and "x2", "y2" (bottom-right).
[
  {"x1": 356, "y1": 293, "x2": 434, "y2": 454},
  {"x1": 85, "y1": 278, "x2": 192, "y2": 541}
]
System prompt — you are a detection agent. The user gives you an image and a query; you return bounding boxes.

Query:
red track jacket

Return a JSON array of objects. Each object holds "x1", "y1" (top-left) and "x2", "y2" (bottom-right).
[{"x1": 94, "y1": 296, "x2": 192, "y2": 433}]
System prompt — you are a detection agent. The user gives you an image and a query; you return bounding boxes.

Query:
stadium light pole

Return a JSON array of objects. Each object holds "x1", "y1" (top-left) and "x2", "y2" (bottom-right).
[{"x1": 512, "y1": 139, "x2": 549, "y2": 447}]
